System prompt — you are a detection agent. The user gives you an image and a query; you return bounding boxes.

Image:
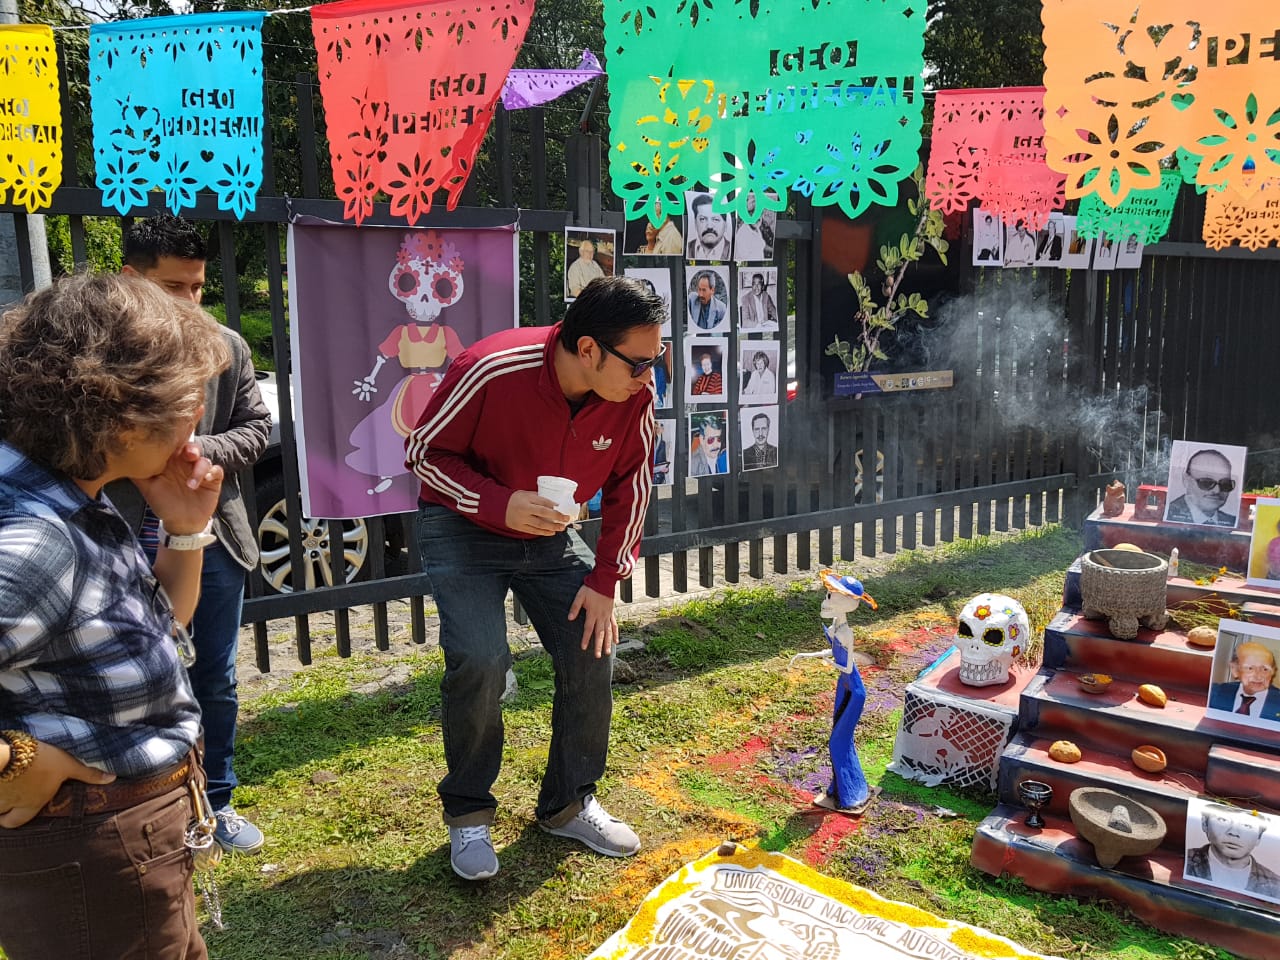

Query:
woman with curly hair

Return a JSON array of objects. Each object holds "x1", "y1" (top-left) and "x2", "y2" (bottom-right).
[{"x1": 0, "y1": 272, "x2": 230, "y2": 959}]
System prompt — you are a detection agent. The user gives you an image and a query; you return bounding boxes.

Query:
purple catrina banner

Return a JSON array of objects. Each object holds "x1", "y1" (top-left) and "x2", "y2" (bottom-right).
[
  {"x1": 286, "y1": 216, "x2": 518, "y2": 519},
  {"x1": 500, "y1": 49, "x2": 602, "y2": 110}
]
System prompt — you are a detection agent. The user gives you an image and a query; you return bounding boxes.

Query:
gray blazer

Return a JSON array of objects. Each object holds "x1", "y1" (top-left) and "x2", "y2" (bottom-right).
[{"x1": 107, "y1": 326, "x2": 271, "y2": 570}]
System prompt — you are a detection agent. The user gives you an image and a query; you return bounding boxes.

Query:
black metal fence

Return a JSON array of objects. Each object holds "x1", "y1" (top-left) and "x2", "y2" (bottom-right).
[{"x1": 27, "y1": 51, "x2": 1280, "y2": 670}]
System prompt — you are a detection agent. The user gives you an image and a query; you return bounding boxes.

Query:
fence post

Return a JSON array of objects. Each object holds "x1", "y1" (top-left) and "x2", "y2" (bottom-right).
[{"x1": 1063, "y1": 267, "x2": 1101, "y2": 527}]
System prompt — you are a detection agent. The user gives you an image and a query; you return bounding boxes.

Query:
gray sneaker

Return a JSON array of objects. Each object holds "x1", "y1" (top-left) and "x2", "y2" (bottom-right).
[
  {"x1": 540, "y1": 795, "x2": 640, "y2": 857},
  {"x1": 449, "y1": 824, "x2": 499, "y2": 880}
]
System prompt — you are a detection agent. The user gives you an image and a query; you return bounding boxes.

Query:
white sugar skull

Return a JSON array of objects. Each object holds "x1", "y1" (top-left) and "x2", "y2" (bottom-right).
[
  {"x1": 388, "y1": 231, "x2": 466, "y2": 323},
  {"x1": 956, "y1": 593, "x2": 1028, "y2": 687}
]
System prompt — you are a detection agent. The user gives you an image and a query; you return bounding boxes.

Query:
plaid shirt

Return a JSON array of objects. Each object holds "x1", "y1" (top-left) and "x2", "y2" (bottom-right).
[{"x1": 0, "y1": 443, "x2": 200, "y2": 777}]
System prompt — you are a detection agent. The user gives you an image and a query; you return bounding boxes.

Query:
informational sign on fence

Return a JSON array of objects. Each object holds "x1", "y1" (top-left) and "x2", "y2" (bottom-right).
[{"x1": 833, "y1": 370, "x2": 954, "y2": 398}]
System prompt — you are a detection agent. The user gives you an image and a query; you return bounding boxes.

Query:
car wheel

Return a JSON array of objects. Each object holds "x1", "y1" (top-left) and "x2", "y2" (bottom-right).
[{"x1": 254, "y1": 472, "x2": 371, "y2": 593}]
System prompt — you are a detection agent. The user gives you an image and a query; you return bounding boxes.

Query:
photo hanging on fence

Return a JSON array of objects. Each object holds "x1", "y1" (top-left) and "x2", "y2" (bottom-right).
[
  {"x1": 1181, "y1": 796, "x2": 1280, "y2": 905},
  {"x1": 688, "y1": 409, "x2": 730, "y2": 478},
  {"x1": 737, "y1": 266, "x2": 780, "y2": 332},
  {"x1": 1092, "y1": 233, "x2": 1118, "y2": 271},
  {"x1": 653, "y1": 418, "x2": 676, "y2": 486},
  {"x1": 624, "y1": 266, "x2": 673, "y2": 336},
  {"x1": 685, "y1": 337, "x2": 728, "y2": 405},
  {"x1": 1247, "y1": 498, "x2": 1280, "y2": 589},
  {"x1": 972, "y1": 208, "x2": 1004, "y2": 266},
  {"x1": 1034, "y1": 212, "x2": 1066, "y2": 267},
  {"x1": 1163, "y1": 440, "x2": 1247, "y2": 528},
  {"x1": 564, "y1": 226, "x2": 615, "y2": 301},
  {"x1": 1203, "y1": 620, "x2": 1280, "y2": 735},
  {"x1": 685, "y1": 264, "x2": 732, "y2": 335},
  {"x1": 740, "y1": 404, "x2": 780, "y2": 471},
  {"x1": 622, "y1": 205, "x2": 684, "y2": 256},
  {"x1": 1116, "y1": 232, "x2": 1144, "y2": 269},
  {"x1": 1060, "y1": 215, "x2": 1094, "y2": 269},
  {"x1": 734, "y1": 202, "x2": 776, "y2": 263},
  {"x1": 653, "y1": 339, "x2": 674, "y2": 410},
  {"x1": 739, "y1": 340, "x2": 780, "y2": 404},
  {"x1": 685, "y1": 189, "x2": 735, "y2": 261},
  {"x1": 1002, "y1": 219, "x2": 1036, "y2": 267}
]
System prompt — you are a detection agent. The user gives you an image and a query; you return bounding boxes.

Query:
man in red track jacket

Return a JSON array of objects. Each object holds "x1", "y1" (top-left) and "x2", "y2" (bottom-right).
[{"x1": 405, "y1": 276, "x2": 665, "y2": 880}]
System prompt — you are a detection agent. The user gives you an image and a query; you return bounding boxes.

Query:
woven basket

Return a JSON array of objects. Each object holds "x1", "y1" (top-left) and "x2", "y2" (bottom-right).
[{"x1": 1079, "y1": 549, "x2": 1168, "y2": 640}]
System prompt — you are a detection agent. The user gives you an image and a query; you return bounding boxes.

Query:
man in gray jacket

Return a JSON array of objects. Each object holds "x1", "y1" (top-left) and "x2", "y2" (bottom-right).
[{"x1": 108, "y1": 216, "x2": 272, "y2": 853}]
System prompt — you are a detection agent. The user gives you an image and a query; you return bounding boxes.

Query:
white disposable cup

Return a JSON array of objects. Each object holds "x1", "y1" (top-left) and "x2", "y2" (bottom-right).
[{"x1": 536, "y1": 475, "x2": 578, "y2": 518}]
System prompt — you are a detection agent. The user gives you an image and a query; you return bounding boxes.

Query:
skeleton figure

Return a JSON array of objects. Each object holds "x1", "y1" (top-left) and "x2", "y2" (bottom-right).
[
  {"x1": 347, "y1": 231, "x2": 466, "y2": 494},
  {"x1": 955, "y1": 593, "x2": 1028, "y2": 687},
  {"x1": 792, "y1": 569, "x2": 878, "y2": 813}
]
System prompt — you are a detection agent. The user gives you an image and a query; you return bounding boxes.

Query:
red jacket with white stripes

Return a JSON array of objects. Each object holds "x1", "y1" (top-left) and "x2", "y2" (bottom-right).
[{"x1": 404, "y1": 322, "x2": 655, "y2": 595}]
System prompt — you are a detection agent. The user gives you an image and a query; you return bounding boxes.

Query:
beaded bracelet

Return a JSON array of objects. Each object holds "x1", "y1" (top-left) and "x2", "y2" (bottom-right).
[{"x1": 0, "y1": 729, "x2": 38, "y2": 782}]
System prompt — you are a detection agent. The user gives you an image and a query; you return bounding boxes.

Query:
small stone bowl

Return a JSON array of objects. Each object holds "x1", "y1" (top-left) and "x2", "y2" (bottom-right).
[
  {"x1": 1078, "y1": 673, "x2": 1113, "y2": 694},
  {"x1": 1131, "y1": 745, "x2": 1167, "y2": 773}
]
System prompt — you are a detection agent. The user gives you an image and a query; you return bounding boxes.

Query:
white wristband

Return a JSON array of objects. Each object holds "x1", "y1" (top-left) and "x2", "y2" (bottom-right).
[{"x1": 158, "y1": 521, "x2": 217, "y2": 551}]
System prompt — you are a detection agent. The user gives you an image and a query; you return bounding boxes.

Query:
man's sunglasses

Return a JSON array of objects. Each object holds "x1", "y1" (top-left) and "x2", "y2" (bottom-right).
[
  {"x1": 596, "y1": 338, "x2": 667, "y2": 378},
  {"x1": 1189, "y1": 476, "x2": 1235, "y2": 493}
]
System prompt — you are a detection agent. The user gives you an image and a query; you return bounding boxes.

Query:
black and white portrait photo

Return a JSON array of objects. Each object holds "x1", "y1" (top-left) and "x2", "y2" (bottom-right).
[
  {"x1": 737, "y1": 267, "x2": 779, "y2": 332},
  {"x1": 1182, "y1": 797, "x2": 1280, "y2": 904},
  {"x1": 740, "y1": 404, "x2": 780, "y2": 471},
  {"x1": 685, "y1": 190, "x2": 735, "y2": 261},
  {"x1": 1164, "y1": 440, "x2": 1247, "y2": 527},
  {"x1": 734, "y1": 194, "x2": 776, "y2": 263},
  {"x1": 972, "y1": 208, "x2": 1003, "y2": 266},
  {"x1": 739, "y1": 341, "x2": 780, "y2": 404}
]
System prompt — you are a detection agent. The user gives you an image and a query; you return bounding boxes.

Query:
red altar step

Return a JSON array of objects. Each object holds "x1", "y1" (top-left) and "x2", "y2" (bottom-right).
[
  {"x1": 969, "y1": 504, "x2": 1280, "y2": 958},
  {"x1": 972, "y1": 808, "x2": 1280, "y2": 960}
]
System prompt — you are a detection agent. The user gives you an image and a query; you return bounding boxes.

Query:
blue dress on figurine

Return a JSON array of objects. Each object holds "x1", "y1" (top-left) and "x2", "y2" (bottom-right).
[{"x1": 793, "y1": 570, "x2": 878, "y2": 814}]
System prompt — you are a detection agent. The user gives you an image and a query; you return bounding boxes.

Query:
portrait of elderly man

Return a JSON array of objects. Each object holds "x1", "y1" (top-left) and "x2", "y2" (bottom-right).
[
  {"x1": 1185, "y1": 801, "x2": 1280, "y2": 901},
  {"x1": 687, "y1": 269, "x2": 729, "y2": 333},
  {"x1": 1208, "y1": 640, "x2": 1280, "y2": 723},
  {"x1": 685, "y1": 191, "x2": 734, "y2": 261},
  {"x1": 1166, "y1": 444, "x2": 1244, "y2": 527},
  {"x1": 566, "y1": 239, "x2": 604, "y2": 299}
]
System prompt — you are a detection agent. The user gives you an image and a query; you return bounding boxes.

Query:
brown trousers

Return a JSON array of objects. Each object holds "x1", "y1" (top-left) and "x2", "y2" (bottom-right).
[{"x1": 0, "y1": 783, "x2": 207, "y2": 959}]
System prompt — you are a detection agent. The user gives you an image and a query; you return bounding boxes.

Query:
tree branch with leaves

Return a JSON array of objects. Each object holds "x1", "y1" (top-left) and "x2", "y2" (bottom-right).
[{"x1": 826, "y1": 166, "x2": 949, "y2": 374}]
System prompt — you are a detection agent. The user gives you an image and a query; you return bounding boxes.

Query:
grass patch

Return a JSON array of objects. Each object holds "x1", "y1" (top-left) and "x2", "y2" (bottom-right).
[
  {"x1": 130, "y1": 525, "x2": 1238, "y2": 958},
  {"x1": 204, "y1": 301, "x2": 276, "y2": 370}
]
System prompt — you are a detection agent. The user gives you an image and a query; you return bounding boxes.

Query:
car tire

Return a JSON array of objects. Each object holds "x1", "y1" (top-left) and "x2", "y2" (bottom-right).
[{"x1": 253, "y1": 471, "x2": 372, "y2": 594}]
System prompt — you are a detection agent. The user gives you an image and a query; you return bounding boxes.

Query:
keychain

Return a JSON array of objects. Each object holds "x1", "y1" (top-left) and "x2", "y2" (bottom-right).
[{"x1": 185, "y1": 780, "x2": 225, "y2": 930}]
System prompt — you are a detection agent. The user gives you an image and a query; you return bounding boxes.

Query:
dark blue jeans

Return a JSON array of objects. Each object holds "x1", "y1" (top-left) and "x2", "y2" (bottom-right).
[
  {"x1": 416, "y1": 502, "x2": 614, "y2": 827},
  {"x1": 188, "y1": 541, "x2": 247, "y2": 811}
]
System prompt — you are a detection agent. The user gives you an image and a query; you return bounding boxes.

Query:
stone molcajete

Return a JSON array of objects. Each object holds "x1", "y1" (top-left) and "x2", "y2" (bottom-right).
[
  {"x1": 1079, "y1": 548, "x2": 1169, "y2": 640},
  {"x1": 955, "y1": 593, "x2": 1029, "y2": 687},
  {"x1": 1069, "y1": 787, "x2": 1167, "y2": 868}
]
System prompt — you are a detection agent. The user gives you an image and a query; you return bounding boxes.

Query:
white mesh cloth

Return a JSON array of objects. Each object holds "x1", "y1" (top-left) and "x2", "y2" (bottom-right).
[{"x1": 888, "y1": 683, "x2": 1017, "y2": 791}]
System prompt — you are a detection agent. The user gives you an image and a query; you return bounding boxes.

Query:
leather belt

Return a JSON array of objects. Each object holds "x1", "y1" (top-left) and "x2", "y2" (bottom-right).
[{"x1": 39, "y1": 754, "x2": 197, "y2": 818}]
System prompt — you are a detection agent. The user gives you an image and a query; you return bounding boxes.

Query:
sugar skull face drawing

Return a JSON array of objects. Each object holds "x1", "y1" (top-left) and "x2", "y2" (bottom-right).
[{"x1": 388, "y1": 231, "x2": 466, "y2": 323}]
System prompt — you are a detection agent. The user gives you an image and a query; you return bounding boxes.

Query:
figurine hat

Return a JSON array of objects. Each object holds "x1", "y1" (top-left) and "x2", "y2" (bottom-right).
[{"x1": 820, "y1": 569, "x2": 878, "y2": 609}]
